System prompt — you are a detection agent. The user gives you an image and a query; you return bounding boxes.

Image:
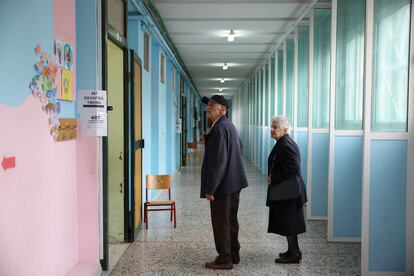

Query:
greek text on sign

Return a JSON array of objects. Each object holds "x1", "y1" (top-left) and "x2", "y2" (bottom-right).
[{"x1": 78, "y1": 90, "x2": 107, "y2": 136}]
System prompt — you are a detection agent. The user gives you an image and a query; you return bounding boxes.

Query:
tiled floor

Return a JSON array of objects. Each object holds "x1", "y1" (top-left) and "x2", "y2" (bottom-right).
[{"x1": 108, "y1": 159, "x2": 361, "y2": 275}]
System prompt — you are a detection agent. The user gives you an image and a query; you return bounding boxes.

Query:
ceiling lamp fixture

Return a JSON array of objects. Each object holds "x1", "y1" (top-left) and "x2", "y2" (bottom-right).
[
  {"x1": 227, "y1": 29, "x2": 235, "y2": 42},
  {"x1": 223, "y1": 62, "x2": 228, "y2": 70},
  {"x1": 219, "y1": 88, "x2": 223, "y2": 92},
  {"x1": 220, "y1": 78, "x2": 225, "y2": 83}
]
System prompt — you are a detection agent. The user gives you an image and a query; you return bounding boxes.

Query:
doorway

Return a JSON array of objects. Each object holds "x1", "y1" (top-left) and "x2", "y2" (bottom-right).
[{"x1": 129, "y1": 50, "x2": 143, "y2": 241}]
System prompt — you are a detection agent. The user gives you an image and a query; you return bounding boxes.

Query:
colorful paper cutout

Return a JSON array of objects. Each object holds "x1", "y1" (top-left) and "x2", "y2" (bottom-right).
[
  {"x1": 29, "y1": 44, "x2": 61, "y2": 129},
  {"x1": 63, "y1": 44, "x2": 73, "y2": 71},
  {"x1": 60, "y1": 69, "x2": 73, "y2": 101},
  {"x1": 54, "y1": 39, "x2": 64, "y2": 67}
]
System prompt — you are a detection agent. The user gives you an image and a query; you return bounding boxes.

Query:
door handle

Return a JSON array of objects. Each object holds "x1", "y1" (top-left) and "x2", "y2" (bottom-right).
[{"x1": 119, "y1": 152, "x2": 123, "y2": 160}]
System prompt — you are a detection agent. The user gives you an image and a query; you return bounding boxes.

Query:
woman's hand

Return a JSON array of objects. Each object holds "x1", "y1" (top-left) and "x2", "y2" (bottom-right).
[{"x1": 267, "y1": 174, "x2": 272, "y2": 185}]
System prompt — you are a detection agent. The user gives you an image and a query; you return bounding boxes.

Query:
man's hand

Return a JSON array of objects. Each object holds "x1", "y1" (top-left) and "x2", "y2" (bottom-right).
[
  {"x1": 267, "y1": 174, "x2": 272, "y2": 185},
  {"x1": 206, "y1": 194, "x2": 215, "y2": 201}
]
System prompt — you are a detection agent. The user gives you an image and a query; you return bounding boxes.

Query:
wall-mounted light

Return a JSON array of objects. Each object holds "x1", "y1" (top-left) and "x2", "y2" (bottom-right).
[
  {"x1": 223, "y1": 62, "x2": 228, "y2": 70},
  {"x1": 220, "y1": 78, "x2": 225, "y2": 83},
  {"x1": 227, "y1": 30, "x2": 235, "y2": 42}
]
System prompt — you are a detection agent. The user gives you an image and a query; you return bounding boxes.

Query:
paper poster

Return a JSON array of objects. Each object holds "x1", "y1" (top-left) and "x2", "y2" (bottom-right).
[
  {"x1": 78, "y1": 90, "x2": 107, "y2": 136},
  {"x1": 54, "y1": 39, "x2": 64, "y2": 67},
  {"x1": 59, "y1": 69, "x2": 73, "y2": 101},
  {"x1": 63, "y1": 44, "x2": 73, "y2": 71}
]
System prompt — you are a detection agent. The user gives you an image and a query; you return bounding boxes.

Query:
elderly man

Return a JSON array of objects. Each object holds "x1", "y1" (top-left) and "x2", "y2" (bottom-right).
[{"x1": 200, "y1": 95, "x2": 248, "y2": 270}]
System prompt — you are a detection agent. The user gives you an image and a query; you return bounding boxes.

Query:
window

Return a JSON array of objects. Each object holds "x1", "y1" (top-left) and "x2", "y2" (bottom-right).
[
  {"x1": 144, "y1": 32, "x2": 150, "y2": 72},
  {"x1": 286, "y1": 39, "x2": 295, "y2": 124},
  {"x1": 277, "y1": 50, "x2": 283, "y2": 115},
  {"x1": 313, "y1": 8, "x2": 331, "y2": 129},
  {"x1": 108, "y1": 0, "x2": 125, "y2": 36},
  {"x1": 160, "y1": 53, "x2": 165, "y2": 84},
  {"x1": 371, "y1": 0, "x2": 410, "y2": 132},
  {"x1": 335, "y1": 0, "x2": 365, "y2": 130},
  {"x1": 172, "y1": 67, "x2": 176, "y2": 91},
  {"x1": 297, "y1": 26, "x2": 310, "y2": 128}
]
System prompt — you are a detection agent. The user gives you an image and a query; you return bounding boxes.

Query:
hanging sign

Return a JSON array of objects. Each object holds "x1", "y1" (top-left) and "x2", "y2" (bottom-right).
[{"x1": 78, "y1": 90, "x2": 107, "y2": 136}]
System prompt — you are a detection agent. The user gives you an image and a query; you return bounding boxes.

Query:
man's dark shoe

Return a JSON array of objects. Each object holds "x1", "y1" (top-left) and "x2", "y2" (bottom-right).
[
  {"x1": 232, "y1": 252, "x2": 240, "y2": 264},
  {"x1": 275, "y1": 253, "x2": 301, "y2": 264},
  {"x1": 205, "y1": 261, "x2": 233, "y2": 270},
  {"x1": 279, "y1": 250, "x2": 302, "y2": 259}
]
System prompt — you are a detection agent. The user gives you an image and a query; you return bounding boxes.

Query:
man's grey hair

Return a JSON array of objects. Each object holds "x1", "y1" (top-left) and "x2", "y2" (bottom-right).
[{"x1": 271, "y1": 116, "x2": 291, "y2": 132}]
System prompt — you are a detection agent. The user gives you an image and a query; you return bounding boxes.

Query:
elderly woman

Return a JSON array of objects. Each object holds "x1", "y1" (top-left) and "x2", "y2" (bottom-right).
[{"x1": 267, "y1": 116, "x2": 307, "y2": 264}]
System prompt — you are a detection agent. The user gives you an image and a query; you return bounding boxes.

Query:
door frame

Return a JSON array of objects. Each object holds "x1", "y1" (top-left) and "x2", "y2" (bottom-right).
[
  {"x1": 180, "y1": 76, "x2": 187, "y2": 166},
  {"x1": 128, "y1": 49, "x2": 143, "y2": 242},
  {"x1": 100, "y1": 0, "x2": 129, "y2": 270}
]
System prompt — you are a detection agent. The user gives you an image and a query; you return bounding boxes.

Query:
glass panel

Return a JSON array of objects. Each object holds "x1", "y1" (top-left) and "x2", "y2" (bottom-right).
[
  {"x1": 264, "y1": 63, "x2": 269, "y2": 126},
  {"x1": 256, "y1": 74, "x2": 259, "y2": 125},
  {"x1": 335, "y1": 0, "x2": 365, "y2": 130},
  {"x1": 313, "y1": 8, "x2": 331, "y2": 129},
  {"x1": 298, "y1": 26, "x2": 310, "y2": 128},
  {"x1": 108, "y1": 0, "x2": 125, "y2": 36},
  {"x1": 372, "y1": 0, "x2": 410, "y2": 132},
  {"x1": 286, "y1": 39, "x2": 295, "y2": 124},
  {"x1": 277, "y1": 50, "x2": 284, "y2": 115},
  {"x1": 160, "y1": 53, "x2": 165, "y2": 84},
  {"x1": 270, "y1": 58, "x2": 276, "y2": 122},
  {"x1": 144, "y1": 32, "x2": 150, "y2": 71}
]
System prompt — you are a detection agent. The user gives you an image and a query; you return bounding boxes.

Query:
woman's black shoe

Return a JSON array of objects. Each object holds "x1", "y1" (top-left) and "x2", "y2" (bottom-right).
[
  {"x1": 279, "y1": 250, "x2": 302, "y2": 259},
  {"x1": 275, "y1": 253, "x2": 301, "y2": 264}
]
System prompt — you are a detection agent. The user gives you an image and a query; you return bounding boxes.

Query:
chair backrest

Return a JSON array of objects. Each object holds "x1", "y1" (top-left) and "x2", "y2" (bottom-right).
[
  {"x1": 146, "y1": 175, "x2": 171, "y2": 202},
  {"x1": 146, "y1": 175, "x2": 170, "y2": 189},
  {"x1": 186, "y1": 142, "x2": 198, "y2": 149}
]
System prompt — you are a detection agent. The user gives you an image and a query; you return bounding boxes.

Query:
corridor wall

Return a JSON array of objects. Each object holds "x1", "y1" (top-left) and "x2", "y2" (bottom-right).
[
  {"x1": 362, "y1": 0, "x2": 413, "y2": 274},
  {"x1": 233, "y1": 0, "x2": 414, "y2": 274},
  {"x1": 127, "y1": 8, "x2": 200, "y2": 177},
  {"x1": 328, "y1": 0, "x2": 364, "y2": 242}
]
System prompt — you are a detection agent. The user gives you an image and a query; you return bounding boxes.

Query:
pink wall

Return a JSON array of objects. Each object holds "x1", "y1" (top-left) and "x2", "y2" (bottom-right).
[{"x1": 0, "y1": 97, "x2": 79, "y2": 275}]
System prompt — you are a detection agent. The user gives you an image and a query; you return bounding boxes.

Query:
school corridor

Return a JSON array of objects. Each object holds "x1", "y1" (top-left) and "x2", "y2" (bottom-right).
[
  {"x1": 107, "y1": 159, "x2": 360, "y2": 275},
  {"x1": 0, "y1": 0, "x2": 413, "y2": 275}
]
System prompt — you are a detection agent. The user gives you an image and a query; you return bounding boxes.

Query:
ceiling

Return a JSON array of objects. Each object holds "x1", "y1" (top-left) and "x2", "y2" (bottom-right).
[{"x1": 152, "y1": 0, "x2": 313, "y2": 98}]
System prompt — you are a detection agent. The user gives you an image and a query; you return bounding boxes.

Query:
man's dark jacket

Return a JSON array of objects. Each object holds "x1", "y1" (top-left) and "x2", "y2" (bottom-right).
[{"x1": 200, "y1": 116, "x2": 248, "y2": 198}]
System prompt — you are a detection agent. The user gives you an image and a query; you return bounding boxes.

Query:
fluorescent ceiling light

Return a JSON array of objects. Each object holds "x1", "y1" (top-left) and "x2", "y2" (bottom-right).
[
  {"x1": 220, "y1": 78, "x2": 225, "y2": 83},
  {"x1": 219, "y1": 88, "x2": 223, "y2": 92},
  {"x1": 223, "y1": 62, "x2": 228, "y2": 70},
  {"x1": 227, "y1": 30, "x2": 235, "y2": 42}
]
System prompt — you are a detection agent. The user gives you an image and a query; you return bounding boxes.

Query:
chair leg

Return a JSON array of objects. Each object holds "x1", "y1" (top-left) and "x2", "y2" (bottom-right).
[
  {"x1": 144, "y1": 206, "x2": 148, "y2": 229},
  {"x1": 173, "y1": 204, "x2": 177, "y2": 228},
  {"x1": 170, "y1": 208, "x2": 173, "y2": 222}
]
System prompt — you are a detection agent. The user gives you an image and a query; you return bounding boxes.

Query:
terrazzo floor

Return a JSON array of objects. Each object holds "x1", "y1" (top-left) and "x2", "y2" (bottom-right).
[{"x1": 108, "y1": 158, "x2": 361, "y2": 275}]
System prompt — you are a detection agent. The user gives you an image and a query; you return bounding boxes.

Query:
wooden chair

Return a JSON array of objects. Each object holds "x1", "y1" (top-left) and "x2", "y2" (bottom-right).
[
  {"x1": 144, "y1": 175, "x2": 176, "y2": 229},
  {"x1": 186, "y1": 142, "x2": 199, "y2": 159}
]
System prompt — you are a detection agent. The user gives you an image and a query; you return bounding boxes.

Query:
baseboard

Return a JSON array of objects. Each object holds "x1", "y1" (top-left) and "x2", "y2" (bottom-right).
[
  {"x1": 328, "y1": 237, "x2": 361, "y2": 243},
  {"x1": 306, "y1": 216, "x2": 327, "y2": 221},
  {"x1": 367, "y1": 272, "x2": 408, "y2": 276},
  {"x1": 65, "y1": 262, "x2": 101, "y2": 276}
]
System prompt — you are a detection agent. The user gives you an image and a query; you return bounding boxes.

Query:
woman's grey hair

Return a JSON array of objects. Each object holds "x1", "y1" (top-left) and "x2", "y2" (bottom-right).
[{"x1": 271, "y1": 116, "x2": 291, "y2": 133}]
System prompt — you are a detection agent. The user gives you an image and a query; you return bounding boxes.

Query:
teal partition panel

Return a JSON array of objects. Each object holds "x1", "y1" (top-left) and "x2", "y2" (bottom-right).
[
  {"x1": 311, "y1": 133, "x2": 329, "y2": 217},
  {"x1": 370, "y1": 140, "x2": 407, "y2": 272},
  {"x1": 333, "y1": 136, "x2": 362, "y2": 238}
]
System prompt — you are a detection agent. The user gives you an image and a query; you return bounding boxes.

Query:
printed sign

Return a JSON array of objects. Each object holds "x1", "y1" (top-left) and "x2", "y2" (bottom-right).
[{"x1": 78, "y1": 90, "x2": 107, "y2": 136}]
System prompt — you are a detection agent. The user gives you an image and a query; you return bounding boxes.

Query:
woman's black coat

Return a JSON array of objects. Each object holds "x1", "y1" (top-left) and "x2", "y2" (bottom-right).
[{"x1": 267, "y1": 134, "x2": 307, "y2": 236}]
